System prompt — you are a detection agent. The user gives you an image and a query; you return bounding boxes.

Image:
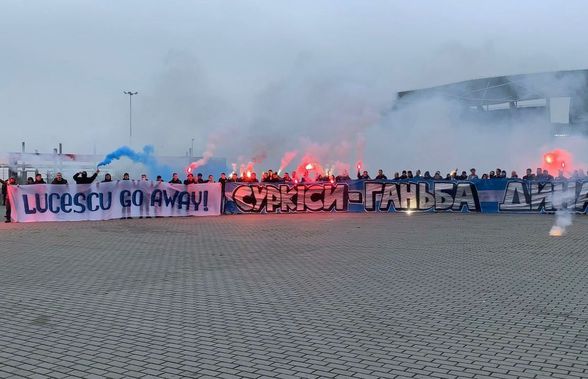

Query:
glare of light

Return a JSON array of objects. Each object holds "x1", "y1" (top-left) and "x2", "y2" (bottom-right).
[
  {"x1": 549, "y1": 226, "x2": 564, "y2": 237},
  {"x1": 406, "y1": 210, "x2": 414, "y2": 215},
  {"x1": 305, "y1": 163, "x2": 313, "y2": 170},
  {"x1": 246, "y1": 171, "x2": 251, "y2": 178},
  {"x1": 545, "y1": 154, "x2": 553, "y2": 164}
]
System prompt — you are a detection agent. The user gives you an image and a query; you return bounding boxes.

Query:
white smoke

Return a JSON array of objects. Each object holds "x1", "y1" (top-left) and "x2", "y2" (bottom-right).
[{"x1": 549, "y1": 183, "x2": 576, "y2": 236}]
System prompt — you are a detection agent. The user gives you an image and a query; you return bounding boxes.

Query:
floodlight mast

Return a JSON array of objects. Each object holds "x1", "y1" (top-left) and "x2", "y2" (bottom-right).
[{"x1": 123, "y1": 91, "x2": 138, "y2": 146}]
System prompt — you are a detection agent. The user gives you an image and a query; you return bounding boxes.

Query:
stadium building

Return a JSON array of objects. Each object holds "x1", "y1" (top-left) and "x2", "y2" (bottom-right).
[{"x1": 397, "y1": 69, "x2": 588, "y2": 136}]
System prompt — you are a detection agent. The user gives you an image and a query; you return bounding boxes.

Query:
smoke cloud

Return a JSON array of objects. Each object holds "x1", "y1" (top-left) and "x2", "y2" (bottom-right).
[
  {"x1": 549, "y1": 184, "x2": 576, "y2": 236},
  {"x1": 97, "y1": 145, "x2": 170, "y2": 178}
]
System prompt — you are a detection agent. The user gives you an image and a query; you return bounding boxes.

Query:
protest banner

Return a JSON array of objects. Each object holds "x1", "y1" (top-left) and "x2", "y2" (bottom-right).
[{"x1": 7, "y1": 181, "x2": 222, "y2": 222}]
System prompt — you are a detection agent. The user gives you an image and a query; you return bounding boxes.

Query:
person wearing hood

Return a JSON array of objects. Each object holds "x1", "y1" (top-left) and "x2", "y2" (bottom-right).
[{"x1": 73, "y1": 169, "x2": 99, "y2": 184}]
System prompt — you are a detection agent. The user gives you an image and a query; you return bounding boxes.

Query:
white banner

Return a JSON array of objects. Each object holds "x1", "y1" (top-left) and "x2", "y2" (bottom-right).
[{"x1": 7, "y1": 181, "x2": 222, "y2": 222}]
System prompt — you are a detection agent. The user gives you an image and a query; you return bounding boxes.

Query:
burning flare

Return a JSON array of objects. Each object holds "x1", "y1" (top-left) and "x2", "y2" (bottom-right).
[
  {"x1": 543, "y1": 149, "x2": 572, "y2": 173},
  {"x1": 548, "y1": 184, "x2": 575, "y2": 237},
  {"x1": 549, "y1": 226, "x2": 565, "y2": 237}
]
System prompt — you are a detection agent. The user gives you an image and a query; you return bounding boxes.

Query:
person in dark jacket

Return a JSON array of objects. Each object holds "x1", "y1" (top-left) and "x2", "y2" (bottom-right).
[
  {"x1": 184, "y1": 173, "x2": 197, "y2": 185},
  {"x1": 169, "y1": 173, "x2": 182, "y2": 184},
  {"x1": 1, "y1": 177, "x2": 16, "y2": 222},
  {"x1": 357, "y1": 170, "x2": 370, "y2": 180},
  {"x1": 218, "y1": 173, "x2": 227, "y2": 185},
  {"x1": 26, "y1": 177, "x2": 34, "y2": 184},
  {"x1": 1, "y1": 180, "x2": 6, "y2": 205},
  {"x1": 375, "y1": 169, "x2": 387, "y2": 180},
  {"x1": 522, "y1": 168, "x2": 535, "y2": 180},
  {"x1": 51, "y1": 172, "x2": 68, "y2": 184},
  {"x1": 34, "y1": 174, "x2": 46, "y2": 184},
  {"x1": 102, "y1": 173, "x2": 113, "y2": 182},
  {"x1": 73, "y1": 169, "x2": 99, "y2": 184}
]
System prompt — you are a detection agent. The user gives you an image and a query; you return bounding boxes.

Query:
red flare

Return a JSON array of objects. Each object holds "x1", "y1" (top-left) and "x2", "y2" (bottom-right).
[{"x1": 543, "y1": 149, "x2": 572, "y2": 173}]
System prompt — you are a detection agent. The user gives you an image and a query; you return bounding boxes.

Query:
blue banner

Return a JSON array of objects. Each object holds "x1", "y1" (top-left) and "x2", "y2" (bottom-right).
[{"x1": 223, "y1": 180, "x2": 588, "y2": 214}]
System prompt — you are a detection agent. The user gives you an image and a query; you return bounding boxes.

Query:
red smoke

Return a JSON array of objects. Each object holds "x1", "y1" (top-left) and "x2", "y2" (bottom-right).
[
  {"x1": 278, "y1": 150, "x2": 298, "y2": 173},
  {"x1": 295, "y1": 155, "x2": 325, "y2": 181},
  {"x1": 543, "y1": 149, "x2": 572, "y2": 173}
]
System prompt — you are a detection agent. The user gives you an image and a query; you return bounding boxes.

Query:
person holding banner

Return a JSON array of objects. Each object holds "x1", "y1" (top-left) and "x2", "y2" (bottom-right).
[
  {"x1": 34, "y1": 174, "x2": 46, "y2": 184},
  {"x1": 375, "y1": 169, "x2": 387, "y2": 180},
  {"x1": 184, "y1": 173, "x2": 197, "y2": 185},
  {"x1": 1, "y1": 177, "x2": 16, "y2": 223},
  {"x1": 169, "y1": 173, "x2": 182, "y2": 184},
  {"x1": 1, "y1": 180, "x2": 6, "y2": 205},
  {"x1": 51, "y1": 172, "x2": 68, "y2": 184}
]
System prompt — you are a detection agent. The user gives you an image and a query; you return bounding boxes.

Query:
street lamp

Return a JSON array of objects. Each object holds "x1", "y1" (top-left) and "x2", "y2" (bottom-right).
[{"x1": 123, "y1": 91, "x2": 138, "y2": 146}]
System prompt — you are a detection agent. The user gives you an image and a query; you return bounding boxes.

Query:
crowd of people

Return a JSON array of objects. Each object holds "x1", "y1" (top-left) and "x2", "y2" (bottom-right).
[
  {"x1": 2, "y1": 166, "x2": 587, "y2": 223},
  {"x1": 2, "y1": 165, "x2": 586, "y2": 191}
]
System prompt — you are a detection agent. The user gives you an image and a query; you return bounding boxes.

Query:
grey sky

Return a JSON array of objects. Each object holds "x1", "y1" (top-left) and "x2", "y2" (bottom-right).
[{"x1": 1, "y1": 0, "x2": 587, "y2": 171}]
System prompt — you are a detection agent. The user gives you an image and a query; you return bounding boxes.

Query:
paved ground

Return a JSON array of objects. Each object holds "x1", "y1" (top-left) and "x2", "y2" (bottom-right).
[{"x1": 0, "y1": 210, "x2": 588, "y2": 379}]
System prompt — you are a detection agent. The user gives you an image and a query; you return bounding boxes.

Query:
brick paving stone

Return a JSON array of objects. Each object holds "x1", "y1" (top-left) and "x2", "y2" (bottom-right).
[{"x1": 1, "y1": 212, "x2": 588, "y2": 377}]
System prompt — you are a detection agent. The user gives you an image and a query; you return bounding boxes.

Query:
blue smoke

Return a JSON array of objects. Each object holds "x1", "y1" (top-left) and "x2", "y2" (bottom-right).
[{"x1": 97, "y1": 145, "x2": 171, "y2": 178}]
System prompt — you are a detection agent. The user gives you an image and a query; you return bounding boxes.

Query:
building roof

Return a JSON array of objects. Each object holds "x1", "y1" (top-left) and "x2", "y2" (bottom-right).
[{"x1": 398, "y1": 69, "x2": 588, "y2": 107}]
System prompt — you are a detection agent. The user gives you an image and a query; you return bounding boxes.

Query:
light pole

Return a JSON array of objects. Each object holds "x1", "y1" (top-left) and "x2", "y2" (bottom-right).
[
  {"x1": 191, "y1": 138, "x2": 195, "y2": 158},
  {"x1": 123, "y1": 91, "x2": 138, "y2": 146}
]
